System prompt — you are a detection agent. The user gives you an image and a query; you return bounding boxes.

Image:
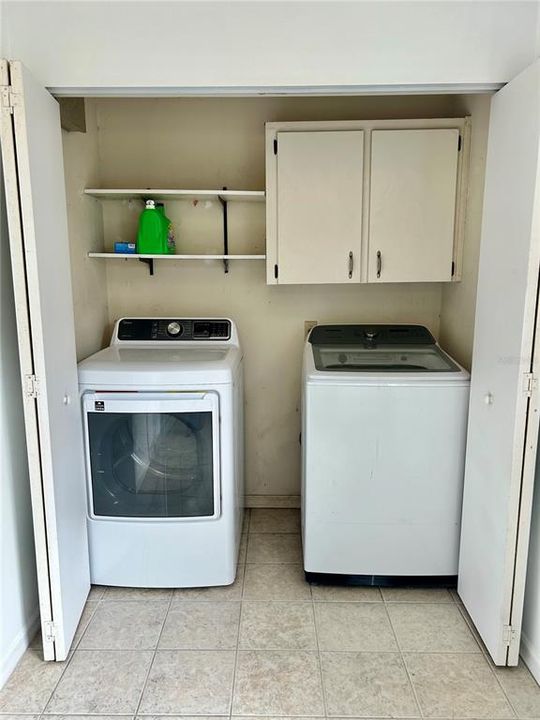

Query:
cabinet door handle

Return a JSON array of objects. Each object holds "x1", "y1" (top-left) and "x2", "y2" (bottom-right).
[
  {"x1": 348, "y1": 251, "x2": 354, "y2": 279},
  {"x1": 376, "y1": 250, "x2": 382, "y2": 279}
]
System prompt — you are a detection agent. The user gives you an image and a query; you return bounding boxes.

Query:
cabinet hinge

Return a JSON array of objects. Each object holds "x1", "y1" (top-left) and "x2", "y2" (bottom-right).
[
  {"x1": 274, "y1": 264, "x2": 278, "y2": 279},
  {"x1": 451, "y1": 261, "x2": 455, "y2": 276},
  {"x1": 24, "y1": 374, "x2": 40, "y2": 399},
  {"x1": 503, "y1": 624, "x2": 516, "y2": 647},
  {"x1": 273, "y1": 138, "x2": 278, "y2": 155},
  {"x1": 523, "y1": 372, "x2": 538, "y2": 397},
  {"x1": 43, "y1": 621, "x2": 56, "y2": 642},
  {"x1": 458, "y1": 135, "x2": 462, "y2": 151},
  {"x1": 1, "y1": 86, "x2": 20, "y2": 113}
]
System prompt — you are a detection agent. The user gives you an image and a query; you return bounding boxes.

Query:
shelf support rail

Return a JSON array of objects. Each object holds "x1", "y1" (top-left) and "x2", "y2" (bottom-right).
[{"x1": 218, "y1": 187, "x2": 229, "y2": 274}]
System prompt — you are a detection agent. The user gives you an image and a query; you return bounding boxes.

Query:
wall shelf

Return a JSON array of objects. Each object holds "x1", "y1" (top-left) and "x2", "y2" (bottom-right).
[
  {"x1": 84, "y1": 188, "x2": 265, "y2": 202},
  {"x1": 85, "y1": 187, "x2": 266, "y2": 274},
  {"x1": 88, "y1": 252, "x2": 266, "y2": 276}
]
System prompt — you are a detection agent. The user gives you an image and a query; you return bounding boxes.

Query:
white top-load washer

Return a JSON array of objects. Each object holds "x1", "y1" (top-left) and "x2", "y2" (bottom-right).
[
  {"x1": 302, "y1": 324, "x2": 470, "y2": 585},
  {"x1": 78, "y1": 318, "x2": 244, "y2": 588}
]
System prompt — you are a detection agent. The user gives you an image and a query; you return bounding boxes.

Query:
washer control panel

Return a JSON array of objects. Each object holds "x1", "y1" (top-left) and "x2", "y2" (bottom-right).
[{"x1": 118, "y1": 318, "x2": 231, "y2": 341}]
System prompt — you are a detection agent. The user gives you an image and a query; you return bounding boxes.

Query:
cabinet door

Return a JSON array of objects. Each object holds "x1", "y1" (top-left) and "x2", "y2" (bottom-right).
[
  {"x1": 368, "y1": 129, "x2": 459, "y2": 282},
  {"x1": 275, "y1": 130, "x2": 364, "y2": 284}
]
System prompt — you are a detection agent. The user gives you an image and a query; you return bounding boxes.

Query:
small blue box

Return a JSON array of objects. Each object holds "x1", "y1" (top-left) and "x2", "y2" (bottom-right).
[{"x1": 114, "y1": 242, "x2": 136, "y2": 254}]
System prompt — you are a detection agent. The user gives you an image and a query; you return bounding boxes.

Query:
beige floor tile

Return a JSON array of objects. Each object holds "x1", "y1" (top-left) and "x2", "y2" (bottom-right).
[
  {"x1": 78, "y1": 601, "x2": 167, "y2": 650},
  {"x1": 404, "y1": 652, "x2": 514, "y2": 718},
  {"x1": 311, "y1": 584, "x2": 382, "y2": 602},
  {"x1": 0, "y1": 650, "x2": 67, "y2": 713},
  {"x1": 159, "y1": 601, "x2": 240, "y2": 649},
  {"x1": 387, "y1": 602, "x2": 480, "y2": 653},
  {"x1": 493, "y1": 661, "x2": 540, "y2": 718},
  {"x1": 315, "y1": 602, "x2": 397, "y2": 652},
  {"x1": 233, "y1": 650, "x2": 324, "y2": 716},
  {"x1": 87, "y1": 585, "x2": 106, "y2": 601},
  {"x1": 172, "y1": 564, "x2": 244, "y2": 601},
  {"x1": 102, "y1": 587, "x2": 172, "y2": 602},
  {"x1": 382, "y1": 587, "x2": 454, "y2": 603},
  {"x1": 246, "y1": 533, "x2": 302, "y2": 563},
  {"x1": 239, "y1": 601, "x2": 316, "y2": 650},
  {"x1": 139, "y1": 650, "x2": 235, "y2": 715},
  {"x1": 250, "y1": 508, "x2": 301, "y2": 534},
  {"x1": 321, "y1": 651, "x2": 419, "y2": 717},
  {"x1": 44, "y1": 650, "x2": 152, "y2": 715},
  {"x1": 243, "y1": 564, "x2": 311, "y2": 601}
]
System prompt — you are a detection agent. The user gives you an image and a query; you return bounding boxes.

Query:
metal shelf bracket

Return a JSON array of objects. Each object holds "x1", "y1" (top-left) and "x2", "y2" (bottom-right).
[{"x1": 139, "y1": 257, "x2": 154, "y2": 276}]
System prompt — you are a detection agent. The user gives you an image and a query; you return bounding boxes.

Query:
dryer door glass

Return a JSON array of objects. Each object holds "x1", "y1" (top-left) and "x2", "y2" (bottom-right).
[{"x1": 87, "y1": 410, "x2": 215, "y2": 518}]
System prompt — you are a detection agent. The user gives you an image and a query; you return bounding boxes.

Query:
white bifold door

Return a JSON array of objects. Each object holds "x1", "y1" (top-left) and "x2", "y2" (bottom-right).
[
  {"x1": 0, "y1": 59, "x2": 89, "y2": 660},
  {"x1": 458, "y1": 59, "x2": 540, "y2": 665}
]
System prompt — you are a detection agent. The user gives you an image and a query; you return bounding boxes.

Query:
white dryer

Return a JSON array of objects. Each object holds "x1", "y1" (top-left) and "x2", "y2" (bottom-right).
[
  {"x1": 78, "y1": 318, "x2": 244, "y2": 588},
  {"x1": 302, "y1": 324, "x2": 470, "y2": 584}
]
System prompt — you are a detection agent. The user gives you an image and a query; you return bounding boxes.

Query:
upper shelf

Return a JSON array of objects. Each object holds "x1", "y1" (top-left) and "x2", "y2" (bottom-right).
[{"x1": 84, "y1": 188, "x2": 265, "y2": 202}]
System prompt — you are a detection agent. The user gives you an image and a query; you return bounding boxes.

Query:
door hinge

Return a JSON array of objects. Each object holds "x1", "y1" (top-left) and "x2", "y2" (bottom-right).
[
  {"x1": 523, "y1": 372, "x2": 538, "y2": 397},
  {"x1": 451, "y1": 260, "x2": 455, "y2": 276},
  {"x1": 24, "y1": 374, "x2": 40, "y2": 399},
  {"x1": 274, "y1": 264, "x2": 278, "y2": 279},
  {"x1": 503, "y1": 624, "x2": 516, "y2": 647},
  {"x1": 458, "y1": 135, "x2": 462, "y2": 151},
  {"x1": 43, "y1": 621, "x2": 56, "y2": 642},
  {"x1": 1, "y1": 86, "x2": 20, "y2": 113},
  {"x1": 273, "y1": 138, "x2": 278, "y2": 155}
]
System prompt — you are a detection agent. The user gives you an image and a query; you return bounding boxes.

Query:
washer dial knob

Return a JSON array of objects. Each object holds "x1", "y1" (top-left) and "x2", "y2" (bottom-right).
[{"x1": 167, "y1": 321, "x2": 182, "y2": 337}]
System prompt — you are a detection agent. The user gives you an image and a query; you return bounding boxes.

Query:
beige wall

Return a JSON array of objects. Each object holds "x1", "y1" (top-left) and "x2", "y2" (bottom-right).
[
  {"x1": 64, "y1": 95, "x2": 489, "y2": 500},
  {"x1": 62, "y1": 99, "x2": 109, "y2": 361}
]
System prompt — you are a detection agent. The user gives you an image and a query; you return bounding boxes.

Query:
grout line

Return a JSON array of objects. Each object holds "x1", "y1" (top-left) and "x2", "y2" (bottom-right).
[
  {"x1": 132, "y1": 588, "x2": 174, "y2": 718},
  {"x1": 383, "y1": 591, "x2": 425, "y2": 719},
  {"x1": 228, "y1": 560, "x2": 245, "y2": 720},
  {"x1": 311, "y1": 578, "x2": 329, "y2": 719},
  {"x1": 455, "y1": 604, "x2": 520, "y2": 719}
]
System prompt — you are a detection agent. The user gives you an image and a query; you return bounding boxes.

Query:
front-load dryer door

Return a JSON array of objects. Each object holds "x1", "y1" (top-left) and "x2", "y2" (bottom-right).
[{"x1": 82, "y1": 392, "x2": 221, "y2": 521}]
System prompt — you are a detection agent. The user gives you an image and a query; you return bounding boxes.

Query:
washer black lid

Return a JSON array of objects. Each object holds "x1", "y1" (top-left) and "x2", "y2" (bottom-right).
[{"x1": 308, "y1": 324, "x2": 435, "y2": 347}]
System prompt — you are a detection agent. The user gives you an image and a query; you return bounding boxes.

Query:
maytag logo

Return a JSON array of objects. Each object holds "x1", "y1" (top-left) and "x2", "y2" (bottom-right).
[{"x1": 95, "y1": 401, "x2": 105, "y2": 412}]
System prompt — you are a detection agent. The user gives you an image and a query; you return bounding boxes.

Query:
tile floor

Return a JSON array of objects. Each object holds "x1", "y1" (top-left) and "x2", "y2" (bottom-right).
[{"x1": 2, "y1": 508, "x2": 540, "y2": 719}]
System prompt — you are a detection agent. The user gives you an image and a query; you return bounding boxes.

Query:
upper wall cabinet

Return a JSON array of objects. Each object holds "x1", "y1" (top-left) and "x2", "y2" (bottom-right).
[
  {"x1": 265, "y1": 119, "x2": 470, "y2": 285},
  {"x1": 273, "y1": 130, "x2": 364, "y2": 284},
  {"x1": 369, "y1": 129, "x2": 460, "y2": 283}
]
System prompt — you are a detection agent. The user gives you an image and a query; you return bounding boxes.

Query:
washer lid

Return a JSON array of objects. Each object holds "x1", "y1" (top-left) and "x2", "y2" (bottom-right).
[
  {"x1": 312, "y1": 345, "x2": 460, "y2": 373},
  {"x1": 309, "y1": 324, "x2": 435, "y2": 348}
]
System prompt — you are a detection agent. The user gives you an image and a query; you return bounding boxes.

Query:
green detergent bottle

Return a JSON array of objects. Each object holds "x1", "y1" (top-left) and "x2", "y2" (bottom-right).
[
  {"x1": 137, "y1": 200, "x2": 166, "y2": 254},
  {"x1": 156, "y1": 202, "x2": 176, "y2": 254}
]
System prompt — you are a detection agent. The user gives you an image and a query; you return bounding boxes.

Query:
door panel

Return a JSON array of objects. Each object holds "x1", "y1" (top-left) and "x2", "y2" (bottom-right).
[
  {"x1": 368, "y1": 129, "x2": 459, "y2": 282},
  {"x1": 0, "y1": 60, "x2": 89, "y2": 660},
  {"x1": 276, "y1": 130, "x2": 364, "y2": 284},
  {"x1": 458, "y1": 60, "x2": 540, "y2": 665}
]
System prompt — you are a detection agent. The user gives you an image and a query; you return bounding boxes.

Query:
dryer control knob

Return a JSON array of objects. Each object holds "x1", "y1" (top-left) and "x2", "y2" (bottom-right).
[{"x1": 167, "y1": 321, "x2": 183, "y2": 337}]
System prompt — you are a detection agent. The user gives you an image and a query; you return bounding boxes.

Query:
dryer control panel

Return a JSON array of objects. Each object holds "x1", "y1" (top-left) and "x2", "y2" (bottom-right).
[{"x1": 117, "y1": 318, "x2": 231, "y2": 341}]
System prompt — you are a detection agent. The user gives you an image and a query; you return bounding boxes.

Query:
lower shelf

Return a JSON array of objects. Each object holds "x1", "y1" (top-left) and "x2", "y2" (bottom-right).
[
  {"x1": 87, "y1": 252, "x2": 266, "y2": 276},
  {"x1": 88, "y1": 253, "x2": 266, "y2": 260}
]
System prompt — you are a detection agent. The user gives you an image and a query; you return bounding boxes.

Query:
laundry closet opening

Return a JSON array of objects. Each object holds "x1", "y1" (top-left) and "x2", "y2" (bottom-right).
[{"x1": 61, "y1": 93, "x2": 491, "y2": 506}]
